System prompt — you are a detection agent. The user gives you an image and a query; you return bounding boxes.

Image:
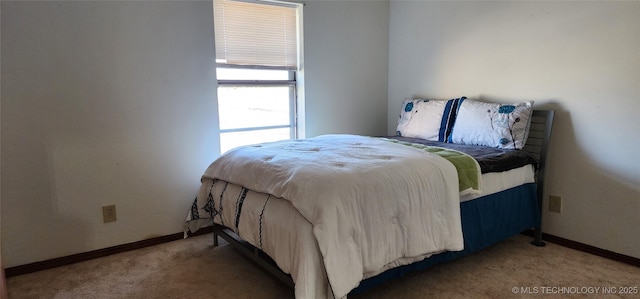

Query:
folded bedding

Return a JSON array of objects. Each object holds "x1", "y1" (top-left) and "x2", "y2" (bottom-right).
[
  {"x1": 387, "y1": 136, "x2": 537, "y2": 173},
  {"x1": 380, "y1": 137, "x2": 481, "y2": 195}
]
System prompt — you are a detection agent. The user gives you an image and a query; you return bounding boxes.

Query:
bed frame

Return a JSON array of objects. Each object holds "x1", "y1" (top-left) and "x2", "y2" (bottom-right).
[
  {"x1": 523, "y1": 110, "x2": 555, "y2": 247},
  {"x1": 212, "y1": 109, "x2": 555, "y2": 292}
]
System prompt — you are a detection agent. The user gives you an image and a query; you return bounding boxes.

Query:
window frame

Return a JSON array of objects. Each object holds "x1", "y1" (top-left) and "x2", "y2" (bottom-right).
[{"x1": 216, "y1": 64, "x2": 298, "y2": 147}]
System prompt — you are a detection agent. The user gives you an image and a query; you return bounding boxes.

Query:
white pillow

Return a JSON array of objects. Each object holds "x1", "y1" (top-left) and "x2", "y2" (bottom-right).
[
  {"x1": 449, "y1": 99, "x2": 534, "y2": 149},
  {"x1": 396, "y1": 97, "x2": 465, "y2": 141}
]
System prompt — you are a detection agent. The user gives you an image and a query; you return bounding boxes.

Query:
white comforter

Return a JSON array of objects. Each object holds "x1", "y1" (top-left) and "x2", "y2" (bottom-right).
[{"x1": 202, "y1": 134, "x2": 464, "y2": 298}]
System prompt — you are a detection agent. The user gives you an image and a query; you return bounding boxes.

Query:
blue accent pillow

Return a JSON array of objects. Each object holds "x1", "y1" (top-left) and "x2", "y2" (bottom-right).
[{"x1": 396, "y1": 97, "x2": 466, "y2": 142}]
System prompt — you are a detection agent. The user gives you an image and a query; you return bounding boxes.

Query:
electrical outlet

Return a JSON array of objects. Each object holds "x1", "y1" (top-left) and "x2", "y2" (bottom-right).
[
  {"x1": 102, "y1": 205, "x2": 117, "y2": 223},
  {"x1": 549, "y1": 195, "x2": 562, "y2": 214}
]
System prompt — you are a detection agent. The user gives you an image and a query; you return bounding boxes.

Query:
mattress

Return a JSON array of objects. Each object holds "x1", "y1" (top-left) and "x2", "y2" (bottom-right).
[{"x1": 461, "y1": 164, "x2": 534, "y2": 202}]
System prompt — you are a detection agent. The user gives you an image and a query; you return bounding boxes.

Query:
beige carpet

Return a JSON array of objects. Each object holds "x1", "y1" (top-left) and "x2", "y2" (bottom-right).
[{"x1": 7, "y1": 234, "x2": 639, "y2": 299}]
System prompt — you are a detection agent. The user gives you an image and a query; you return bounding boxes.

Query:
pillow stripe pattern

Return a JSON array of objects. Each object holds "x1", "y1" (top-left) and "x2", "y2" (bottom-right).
[{"x1": 441, "y1": 96, "x2": 465, "y2": 142}]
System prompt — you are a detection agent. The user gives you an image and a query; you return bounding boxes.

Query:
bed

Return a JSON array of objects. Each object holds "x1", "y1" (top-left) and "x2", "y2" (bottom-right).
[{"x1": 185, "y1": 97, "x2": 554, "y2": 299}]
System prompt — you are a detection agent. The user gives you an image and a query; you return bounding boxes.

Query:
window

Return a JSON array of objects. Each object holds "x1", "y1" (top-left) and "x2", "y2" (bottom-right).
[{"x1": 214, "y1": 0, "x2": 303, "y2": 153}]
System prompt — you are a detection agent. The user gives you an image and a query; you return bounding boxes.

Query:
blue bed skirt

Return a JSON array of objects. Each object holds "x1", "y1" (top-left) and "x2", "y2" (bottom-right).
[{"x1": 351, "y1": 183, "x2": 540, "y2": 294}]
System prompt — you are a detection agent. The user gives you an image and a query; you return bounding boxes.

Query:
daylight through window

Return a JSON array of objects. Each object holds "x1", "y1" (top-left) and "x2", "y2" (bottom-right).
[{"x1": 214, "y1": 0, "x2": 303, "y2": 153}]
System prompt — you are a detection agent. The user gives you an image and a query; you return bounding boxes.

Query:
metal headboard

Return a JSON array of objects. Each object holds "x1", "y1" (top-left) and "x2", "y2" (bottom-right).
[{"x1": 523, "y1": 110, "x2": 555, "y2": 246}]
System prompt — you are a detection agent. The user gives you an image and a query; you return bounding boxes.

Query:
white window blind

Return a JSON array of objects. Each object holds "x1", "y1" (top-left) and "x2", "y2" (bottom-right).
[{"x1": 214, "y1": 0, "x2": 298, "y2": 68}]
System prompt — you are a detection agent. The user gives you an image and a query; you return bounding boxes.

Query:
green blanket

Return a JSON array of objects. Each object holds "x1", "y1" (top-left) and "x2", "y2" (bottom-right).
[{"x1": 380, "y1": 138, "x2": 481, "y2": 194}]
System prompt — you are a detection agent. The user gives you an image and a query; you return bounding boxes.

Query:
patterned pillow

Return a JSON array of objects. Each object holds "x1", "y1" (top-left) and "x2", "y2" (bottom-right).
[
  {"x1": 449, "y1": 98, "x2": 534, "y2": 150},
  {"x1": 396, "y1": 97, "x2": 466, "y2": 141}
]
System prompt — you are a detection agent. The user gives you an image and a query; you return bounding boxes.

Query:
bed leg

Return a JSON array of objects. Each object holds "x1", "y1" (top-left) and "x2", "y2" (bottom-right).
[
  {"x1": 531, "y1": 227, "x2": 546, "y2": 247},
  {"x1": 213, "y1": 231, "x2": 219, "y2": 247}
]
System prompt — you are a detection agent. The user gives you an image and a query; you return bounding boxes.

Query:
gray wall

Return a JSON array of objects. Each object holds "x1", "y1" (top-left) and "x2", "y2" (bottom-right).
[
  {"x1": 388, "y1": 1, "x2": 639, "y2": 258},
  {"x1": 304, "y1": 0, "x2": 389, "y2": 137},
  {"x1": 1, "y1": 0, "x2": 390, "y2": 267},
  {"x1": 1, "y1": 1, "x2": 220, "y2": 267}
]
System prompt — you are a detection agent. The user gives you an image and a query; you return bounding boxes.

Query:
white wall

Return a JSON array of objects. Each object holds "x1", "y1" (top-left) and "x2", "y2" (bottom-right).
[
  {"x1": 1, "y1": 1, "x2": 219, "y2": 267},
  {"x1": 388, "y1": 1, "x2": 640, "y2": 258},
  {"x1": 0, "y1": 0, "x2": 390, "y2": 268},
  {"x1": 304, "y1": 0, "x2": 389, "y2": 137}
]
